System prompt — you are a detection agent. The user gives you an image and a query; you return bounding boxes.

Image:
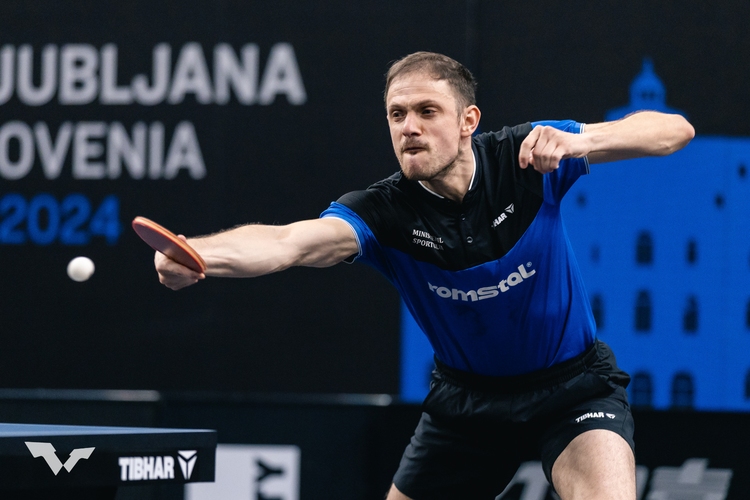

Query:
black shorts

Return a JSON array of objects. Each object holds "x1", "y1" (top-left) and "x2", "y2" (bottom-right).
[{"x1": 392, "y1": 341, "x2": 634, "y2": 499}]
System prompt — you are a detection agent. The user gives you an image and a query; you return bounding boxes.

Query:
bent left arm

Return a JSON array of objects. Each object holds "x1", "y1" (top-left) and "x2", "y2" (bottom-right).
[
  {"x1": 519, "y1": 111, "x2": 695, "y2": 173},
  {"x1": 583, "y1": 111, "x2": 695, "y2": 164}
]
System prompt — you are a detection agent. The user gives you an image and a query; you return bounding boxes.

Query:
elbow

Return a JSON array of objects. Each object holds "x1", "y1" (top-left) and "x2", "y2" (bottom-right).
[
  {"x1": 653, "y1": 115, "x2": 694, "y2": 156},
  {"x1": 666, "y1": 116, "x2": 695, "y2": 154},
  {"x1": 677, "y1": 117, "x2": 696, "y2": 148}
]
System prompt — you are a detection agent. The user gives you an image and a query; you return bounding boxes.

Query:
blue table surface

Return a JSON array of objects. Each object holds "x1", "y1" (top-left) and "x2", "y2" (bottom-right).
[{"x1": 0, "y1": 423, "x2": 214, "y2": 437}]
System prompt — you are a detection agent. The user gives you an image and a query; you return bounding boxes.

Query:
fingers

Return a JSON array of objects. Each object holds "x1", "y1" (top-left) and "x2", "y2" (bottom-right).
[
  {"x1": 157, "y1": 266, "x2": 204, "y2": 290},
  {"x1": 154, "y1": 251, "x2": 204, "y2": 290},
  {"x1": 518, "y1": 126, "x2": 568, "y2": 174},
  {"x1": 159, "y1": 274, "x2": 201, "y2": 291},
  {"x1": 518, "y1": 127, "x2": 538, "y2": 170}
]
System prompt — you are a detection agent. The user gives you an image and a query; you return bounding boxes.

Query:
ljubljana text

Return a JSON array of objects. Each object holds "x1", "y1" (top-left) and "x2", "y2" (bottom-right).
[{"x1": 0, "y1": 42, "x2": 306, "y2": 181}]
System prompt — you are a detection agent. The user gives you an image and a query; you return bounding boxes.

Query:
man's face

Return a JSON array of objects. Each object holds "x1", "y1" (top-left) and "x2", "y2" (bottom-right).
[{"x1": 386, "y1": 73, "x2": 465, "y2": 181}]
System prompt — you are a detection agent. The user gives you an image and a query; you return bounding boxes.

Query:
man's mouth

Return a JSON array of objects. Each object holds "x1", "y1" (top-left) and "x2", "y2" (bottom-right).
[{"x1": 403, "y1": 144, "x2": 426, "y2": 154}]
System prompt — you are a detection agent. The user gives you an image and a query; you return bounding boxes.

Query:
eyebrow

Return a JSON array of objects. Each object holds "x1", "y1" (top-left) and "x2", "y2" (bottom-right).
[{"x1": 387, "y1": 98, "x2": 444, "y2": 112}]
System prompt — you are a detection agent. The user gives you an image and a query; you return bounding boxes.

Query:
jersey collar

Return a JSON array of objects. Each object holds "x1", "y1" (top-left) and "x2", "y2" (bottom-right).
[{"x1": 417, "y1": 149, "x2": 477, "y2": 199}]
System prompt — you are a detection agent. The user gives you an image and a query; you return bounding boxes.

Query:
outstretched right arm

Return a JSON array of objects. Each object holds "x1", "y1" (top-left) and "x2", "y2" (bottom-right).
[{"x1": 155, "y1": 217, "x2": 359, "y2": 290}]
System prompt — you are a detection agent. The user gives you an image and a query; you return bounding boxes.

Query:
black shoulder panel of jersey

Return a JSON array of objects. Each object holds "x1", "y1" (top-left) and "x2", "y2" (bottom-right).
[{"x1": 335, "y1": 124, "x2": 545, "y2": 271}]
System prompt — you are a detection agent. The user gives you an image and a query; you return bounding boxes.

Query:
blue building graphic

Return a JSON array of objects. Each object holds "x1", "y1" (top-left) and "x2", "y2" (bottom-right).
[
  {"x1": 605, "y1": 58, "x2": 686, "y2": 121},
  {"x1": 401, "y1": 59, "x2": 750, "y2": 411}
]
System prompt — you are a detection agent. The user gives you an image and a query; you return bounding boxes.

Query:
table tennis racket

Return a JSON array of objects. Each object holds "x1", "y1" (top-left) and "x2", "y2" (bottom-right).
[{"x1": 131, "y1": 216, "x2": 207, "y2": 273}]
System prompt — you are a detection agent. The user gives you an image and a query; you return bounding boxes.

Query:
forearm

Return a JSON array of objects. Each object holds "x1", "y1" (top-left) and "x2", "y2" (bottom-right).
[
  {"x1": 186, "y1": 218, "x2": 358, "y2": 278},
  {"x1": 584, "y1": 111, "x2": 695, "y2": 164},
  {"x1": 187, "y1": 224, "x2": 296, "y2": 278}
]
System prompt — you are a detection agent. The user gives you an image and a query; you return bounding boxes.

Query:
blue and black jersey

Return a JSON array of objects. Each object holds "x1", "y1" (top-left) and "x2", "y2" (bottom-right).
[{"x1": 321, "y1": 120, "x2": 596, "y2": 377}]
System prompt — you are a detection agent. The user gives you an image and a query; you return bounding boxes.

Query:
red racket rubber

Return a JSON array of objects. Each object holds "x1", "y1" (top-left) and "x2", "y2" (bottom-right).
[{"x1": 132, "y1": 216, "x2": 207, "y2": 273}]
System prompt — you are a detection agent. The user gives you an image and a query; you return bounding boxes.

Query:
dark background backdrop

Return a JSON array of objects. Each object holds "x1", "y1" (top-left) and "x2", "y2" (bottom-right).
[{"x1": 0, "y1": 0, "x2": 747, "y2": 394}]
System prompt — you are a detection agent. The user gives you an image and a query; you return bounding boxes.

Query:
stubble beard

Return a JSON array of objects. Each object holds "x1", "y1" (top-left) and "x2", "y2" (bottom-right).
[{"x1": 399, "y1": 145, "x2": 462, "y2": 182}]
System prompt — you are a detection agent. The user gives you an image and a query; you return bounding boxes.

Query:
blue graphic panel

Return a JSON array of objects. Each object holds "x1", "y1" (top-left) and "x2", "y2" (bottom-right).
[
  {"x1": 562, "y1": 136, "x2": 750, "y2": 411},
  {"x1": 400, "y1": 300, "x2": 433, "y2": 402}
]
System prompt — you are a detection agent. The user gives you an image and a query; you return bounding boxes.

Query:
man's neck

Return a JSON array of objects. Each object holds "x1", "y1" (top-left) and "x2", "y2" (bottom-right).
[{"x1": 419, "y1": 147, "x2": 476, "y2": 203}]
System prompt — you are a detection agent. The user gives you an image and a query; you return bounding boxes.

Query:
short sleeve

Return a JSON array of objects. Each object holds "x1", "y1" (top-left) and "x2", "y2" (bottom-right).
[
  {"x1": 531, "y1": 120, "x2": 590, "y2": 204},
  {"x1": 320, "y1": 200, "x2": 389, "y2": 272}
]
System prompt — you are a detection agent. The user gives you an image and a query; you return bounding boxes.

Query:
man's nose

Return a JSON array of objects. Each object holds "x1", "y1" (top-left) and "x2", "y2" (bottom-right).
[{"x1": 402, "y1": 112, "x2": 420, "y2": 136}]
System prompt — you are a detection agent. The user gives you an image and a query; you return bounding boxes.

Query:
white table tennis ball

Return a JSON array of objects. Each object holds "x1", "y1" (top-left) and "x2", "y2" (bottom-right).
[{"x1": 67, "y1": 256, "x2": 95, "y2": 282}]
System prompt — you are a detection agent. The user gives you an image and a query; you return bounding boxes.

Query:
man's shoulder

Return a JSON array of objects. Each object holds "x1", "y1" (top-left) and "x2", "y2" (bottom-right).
[
  {"x1": 473, "y1": 123, "x2": 533, "y2": 150},
  {"x1": 472, "y1": 123, "x2": 534, "y2": 174},
  {"x1": 337, "y1": 170, "x2": 410, "y2": 208},
  {"x1": 471, "y1": 122, "x2": 544, "y2": 199},
  {"x1": 370, "y1": 170, "x2": 405, "y2": 190}
]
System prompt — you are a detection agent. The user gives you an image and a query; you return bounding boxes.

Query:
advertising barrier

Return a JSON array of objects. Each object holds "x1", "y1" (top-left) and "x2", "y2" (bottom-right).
[{"x1": 0, "y1": 391, "x2": 748, "y2": 498}]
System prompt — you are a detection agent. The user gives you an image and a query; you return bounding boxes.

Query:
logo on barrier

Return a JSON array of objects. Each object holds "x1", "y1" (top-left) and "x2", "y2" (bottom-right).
[
  {"x1": 185, "y1": 444, "x2": 300, "y2": 500},
  {"x1": 119, "y1": 455, "x2": 176, "y2": 481},
  {"x1": 497, "y1": 459, "x2": 733, "y2": 500},
  {"x1": 25, "y1": 441, "x2": 95, "y2": 475},
  {"x1": 178, "y1": 450, "x2": 198, "y2": 480}
]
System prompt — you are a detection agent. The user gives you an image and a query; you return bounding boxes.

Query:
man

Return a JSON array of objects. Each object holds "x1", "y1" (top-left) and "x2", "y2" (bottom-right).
[{"x1": 156, "y1": 52, "x2": 694, "y2": 499}]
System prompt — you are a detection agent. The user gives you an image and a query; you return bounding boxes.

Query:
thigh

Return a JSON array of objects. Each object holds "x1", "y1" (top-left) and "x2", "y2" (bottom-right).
[
  {"x1": 551, "y1": 429, "x2": 635, "y2": 500},
  {"x1": 538, "y1": 383, "x2": 635, "y2": 486},
  {"x1": 392, "y1": 412, "x2": 529, "y2": 500}
]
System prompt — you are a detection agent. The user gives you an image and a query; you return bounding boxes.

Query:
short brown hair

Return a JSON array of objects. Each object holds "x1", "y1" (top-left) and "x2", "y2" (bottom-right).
[{"x1": 384, "y1": 52, "x2": 477, "y2": 110}]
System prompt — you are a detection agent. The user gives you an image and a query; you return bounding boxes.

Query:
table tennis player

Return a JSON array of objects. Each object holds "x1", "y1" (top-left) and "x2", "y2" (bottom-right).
[{"x1": 154, "y1": 51, "x2": 694, "y2": 499}]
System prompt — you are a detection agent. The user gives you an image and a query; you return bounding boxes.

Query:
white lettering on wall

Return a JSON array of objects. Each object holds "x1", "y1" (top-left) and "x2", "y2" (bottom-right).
[
  {"x1": 60, "y1": 44, "x2": 99, "y2": 105},
  {"x1": 168, "y1": 43, "x2": 214, "y2": 104},
  {"x1": 258, "y1": 43, "x2": 306, "y2": 105},
  {"x1": 132, "y1": 44, "x2": 171, "y2": 105},
  {"x1": 0, "y1": 121, "x2": 206, "y2": 180},
  {"x1": 17, "y1": 45, "x2": 57, "y2": 106},
  {"x1": 101, "y1": 44, "x2": 133, "y2": 104},
  {"x1": 214, "y1": 43, "x2": 259, "y2": 105},
  {"x1": 0, "y1": 43, "x2": 306, "y2": 106}
]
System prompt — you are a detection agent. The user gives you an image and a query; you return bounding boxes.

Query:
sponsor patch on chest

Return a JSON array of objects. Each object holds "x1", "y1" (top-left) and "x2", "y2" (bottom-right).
[
  {"x1": 411, "y1": 229, "x2": 444, "y2": 250},
  {"x1": 491, "y1": 204, "x2": 515, "y2": 228}
]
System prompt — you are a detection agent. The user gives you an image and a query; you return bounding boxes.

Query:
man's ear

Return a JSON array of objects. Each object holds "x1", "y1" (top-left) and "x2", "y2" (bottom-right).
[{"x1": 462, "y1": 105, "x2": 481, "y2": 137}]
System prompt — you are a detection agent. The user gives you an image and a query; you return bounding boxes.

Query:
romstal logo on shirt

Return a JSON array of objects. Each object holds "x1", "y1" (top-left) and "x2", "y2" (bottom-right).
[{"x1": 427, "y1": 263, "x2": 537, "y2": 302}]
